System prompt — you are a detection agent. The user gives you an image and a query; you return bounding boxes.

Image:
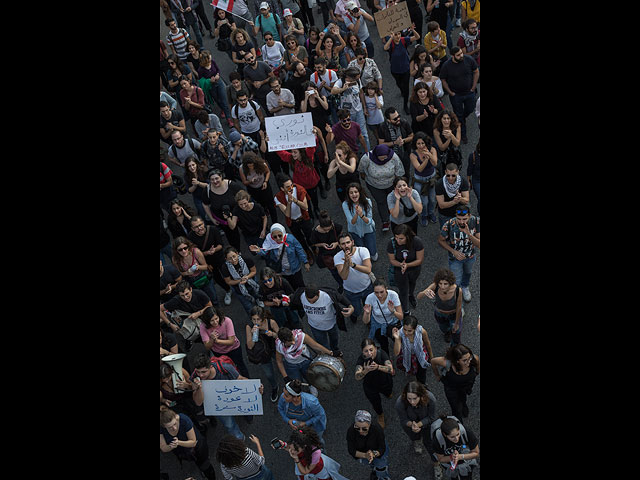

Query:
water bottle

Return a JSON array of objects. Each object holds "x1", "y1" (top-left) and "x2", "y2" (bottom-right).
[{"x1": 252, "y1": 326, "x2": 260, "y2": 343}]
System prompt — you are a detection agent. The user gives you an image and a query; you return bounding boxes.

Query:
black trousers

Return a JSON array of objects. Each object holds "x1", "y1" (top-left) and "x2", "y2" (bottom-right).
[
  {"x1": 394, "y1": 267, "x2": 421, "y2": 314},
  {"x1": 391, "y1": 70, "x2": 411, "y2": 106},
  {"x1": 363, "y1": 380, "x2": 393, "y2": 415}
]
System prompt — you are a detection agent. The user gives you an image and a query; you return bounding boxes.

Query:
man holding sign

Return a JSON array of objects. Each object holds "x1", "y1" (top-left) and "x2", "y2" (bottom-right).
[{"x1": 191, "y1": 352, "x2": 264, "y2": 441}]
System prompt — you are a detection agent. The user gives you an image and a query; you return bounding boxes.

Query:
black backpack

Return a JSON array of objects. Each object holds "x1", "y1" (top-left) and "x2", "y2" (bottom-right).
[{"x1": 246, "y1": 330, "x2": 273, "y2": 364}]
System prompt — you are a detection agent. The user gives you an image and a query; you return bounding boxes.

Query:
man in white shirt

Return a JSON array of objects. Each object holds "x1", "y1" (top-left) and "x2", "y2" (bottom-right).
[
  {"x1": 231, "y1": 92, "x2": 264, "y2": 144},
  {"x1": 293, "y1": 284, "x2": 354, "y2": 355},
  {"x1": 334, "y1": 232, "x2": 374, "y2": 323},
  {"x1": 266, "y1": 77, "x2": 296, "y2": 116}
]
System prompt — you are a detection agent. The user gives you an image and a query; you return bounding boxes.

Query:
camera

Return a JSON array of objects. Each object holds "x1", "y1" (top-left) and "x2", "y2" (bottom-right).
[
  {"x1": 270, "y1": 438, "x2": 287, "y2": 450},
  {"x1": 222, "y1": 205, "x2": 232, "y2": 218}
]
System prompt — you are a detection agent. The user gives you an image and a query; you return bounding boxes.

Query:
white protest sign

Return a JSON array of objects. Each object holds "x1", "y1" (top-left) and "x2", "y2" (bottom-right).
[
  {"x1": 202, "y1": 379, "x2": 263, "y2": 416},
  {"x1": 265, "y1": 112, "x2": 317, "y2": 152}
]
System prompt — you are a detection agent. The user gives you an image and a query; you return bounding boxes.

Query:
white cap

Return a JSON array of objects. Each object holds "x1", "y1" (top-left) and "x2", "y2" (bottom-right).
[
  {"x1": 259, "y1": 2, "x2": 269, "y2": 9},
  {"x1": 283, "y1": 8, "x2": 292, "y2": 16},
  {"x1": 345, "y1": 1, "x2": 358, "y2": 10}
]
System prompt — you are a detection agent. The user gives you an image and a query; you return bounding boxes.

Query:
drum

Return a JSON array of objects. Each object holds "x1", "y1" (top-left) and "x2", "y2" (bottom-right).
[{"x1": 306, "y1": 355, "x2": 345, "y2": 392}]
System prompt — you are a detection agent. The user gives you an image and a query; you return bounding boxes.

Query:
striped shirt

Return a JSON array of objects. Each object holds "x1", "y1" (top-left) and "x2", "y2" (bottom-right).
[
  {"x1": 166, "y1": 28, "x2": 190, "y2": 59},
  {"x1": 160, "y1": 162, "x2": 172, "y2": 184},
  {"x1": 220, "y1": 448, "x2": 264, "y2": 480}
]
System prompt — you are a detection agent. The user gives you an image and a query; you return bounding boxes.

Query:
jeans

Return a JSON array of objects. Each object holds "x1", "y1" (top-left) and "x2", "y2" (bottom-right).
[
  {"x1": 434, "y1": 309, "x2": 461, "y2": 346},
  {"x1": 284, "y1": 357, "x2": 312, "y2": 381},
  {"x1": 413, "y1": 174, "x2": 437, "y2": 221},
  {"x1": 352, "y1": 231, "x2": 377, "y2": 258},
  {"x1": 363, "y1": 36, "x2": 375, "y2": 58},
  {"x1": 218, "y1": 414, "x2": 244, "y2": 440},
  {"x1": 351, "y1": 109, "x2": 370, "y2": 151},
  {"x1": 438, "y1": 213, "x2": 453, "y2": 229},
  {"x1": 232, "y1": 284, "x2": 259, "y2": 316},
  {"x1": 193, "y1": 276, "x2": 220, "y2": 306},
  {"x1": 259, "y1": 360, "x2": 278, "y2": 391},
  {"x1": 270, "y1": 306, "x2": 302, "y2": 329},
  {"x1": 449, "y1": 91, "x2": 477, "y2": 138},
  {"x1": 366, "y1": 184, "x2": 393, "y2": 224},
  {"x1": 209, "y1": 78, "x2": 232, "y2": 119},
  {"x1": 448, "y1": 255, "x2": 476, "y2": 289},
  {"x1": 344, "y1": 282, "x2": 374, "y2": 320},
  {"x1": 357, "y1": 440, "x2": 390, "y2": 479},
  {"x1": 308, "y1": 323, "x2": 340, "y2": 352}
]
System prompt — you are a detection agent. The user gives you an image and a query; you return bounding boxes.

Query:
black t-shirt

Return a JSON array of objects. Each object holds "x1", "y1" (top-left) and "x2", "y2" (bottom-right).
[
  {"x1": 439, "y1": 55, "x2": 479, "y2": 95},
  {"x1": 188, "y1": 225, "x2": 225, "y2": 267},
  {"x1": 346, "y1": 422, "x2": 386, "y2": 458},
  {"x1": 356, "y1": 349, "x2": 393, "y2": 390},
  {"x1": 259, "y1": 277, "x2": 294, "y2": 302},
  {"x1": 160, "y1": 264, "x2": 182, "y2": 303},
  {"x1": 220, "y1": 255, "x2": 256, "y2": 279},
  {"x1": 409, "y1": 99, "x2": 438, "y2": 136},
  {"x1": 232, "y1": 202, "x2": 266, "y2": 236},
  {"x1": 162, "y1": 288, "x2": 211, "y2": 313},
  {"x1": 386, "y1": 236, "x2": 424, "y2": 270},
  {"x1": 435, "y1": 177, "x2": 470, "y2": 218},
  {"x1": 160, "y1": 110, "x2": 184, "y2": 130},
  {"x1": 310, "y1": 223, "x2": 343, "y2": 256},
  {"x1": 204, "y1": 180, "x2": 245, "y2": 218}
]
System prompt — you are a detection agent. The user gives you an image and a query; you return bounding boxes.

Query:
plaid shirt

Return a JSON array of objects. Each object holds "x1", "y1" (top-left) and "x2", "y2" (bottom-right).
[{"x1": 228, "y1": 136, "x2": 259, "y2": 169}]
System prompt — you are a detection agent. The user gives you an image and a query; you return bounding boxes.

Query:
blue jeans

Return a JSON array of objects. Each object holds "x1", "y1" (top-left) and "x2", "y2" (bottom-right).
[
  {"x1": 434, "y1": 309, "x2": 461, "y2": 346},
  {"x1": 259, "y1": 360, "x2": 278, "y2": 391},
  {"x1": 270, "y1": 306, "x2": 301, "y2": 329},
  {"x1": 309, "y1": 323, "x2": 340, "y2": 352},
  {"x1": 363, "y1": 36, "x2": 375, "y2": 58},
  {"x1": 232, "y1": 285, "x2": 259, "y2": 316},
  {"x1": 357, "y1": 440, "x2": 390, "y2": 479},
  {"x1": 284, "y1": 357, "x2": 312, "y2": 381},
  {"x1": 218, "y1": 414, "x2": 244, "y2": 440},
  {"x1": 449, "y1": 91, "x2": 477, "y2": 138},
  {"x1": 413, "y1": 174, "x2": 437, "y2": 220},
  {"x1": 209, "y1": 78, "x2": 232, "y2": 119},
  {"x1": 438, "y1": 213, "x2": 453, "y2": 229},
  {"x1": 193, "y1": 276, "x2": 220, "y2": 306},
  {"x1": 352, "y1": 231, "x2": 377, "y2": 258},
  {"x1": 344, "y1": 282, "x2": 374, "y2": 320},
  {"x1": 448, "y1": 255, "x2": 476, "y2": 289},
  {"x1": 351, "y1": 109, "x2": 370, "y2": 151}
]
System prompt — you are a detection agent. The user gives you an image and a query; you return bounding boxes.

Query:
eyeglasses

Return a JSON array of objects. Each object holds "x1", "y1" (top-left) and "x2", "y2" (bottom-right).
[
  {"x1": 193, "y1": 223, "x2": 205, "y2": 229},
  {"x1": 177, "y1": 246, "x2": 189, "y2": 252}
]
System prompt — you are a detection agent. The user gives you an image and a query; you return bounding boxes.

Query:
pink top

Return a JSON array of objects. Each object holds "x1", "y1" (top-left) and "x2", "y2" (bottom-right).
[{"x1": 199, "y1": 317, "x2": 240, "y2": 353}]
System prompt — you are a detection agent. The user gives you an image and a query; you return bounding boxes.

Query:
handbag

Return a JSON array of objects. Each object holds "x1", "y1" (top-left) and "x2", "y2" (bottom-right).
[
  {"x1": 376, "y1": 297, "x2": 401, "y2": 338},
  {"x1": 191, "y1": 272, "x2": 210, "y2": 288},
  {"x1": 265, "y1": 244, "x2": 287, "y2": 273}
]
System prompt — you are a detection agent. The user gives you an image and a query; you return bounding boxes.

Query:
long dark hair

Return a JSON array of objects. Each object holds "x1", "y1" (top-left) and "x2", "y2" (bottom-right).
[
  {"x1": 393, "y1": 224, "x2": 415, "y2": 250},
  {"x1": 345, "y1": 182, "x2": 371, "y2": 215},
  {"x1": 288, "y1": 425, "x2": 323, "y2": 466},
  {"x1": 216, "y1": 434, "x2": 248, "y2": 468},
  {"x1": 401, "y1": 380, "x2": 430, "y2": 407}
]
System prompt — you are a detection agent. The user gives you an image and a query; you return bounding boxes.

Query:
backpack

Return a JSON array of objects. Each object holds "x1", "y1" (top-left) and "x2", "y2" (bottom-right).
[
  {"x1": 257, "y1": 12, "x2": 281, "y2": 35},
  {"x1": 209, "y1": 354, "x2": 237, "y2": 378},
  {"x1": 233, "y1": 100, "x2": 259, "y2": 121},
  {"x1": 430, "y1": 416, "x2": 478, "y2": 475},
  {"x1": 246, "y1": 329, "x2": 273, "y2": 364},
  {"x1": 170, "y1": 135, "x2": 199, "y2": 162}
]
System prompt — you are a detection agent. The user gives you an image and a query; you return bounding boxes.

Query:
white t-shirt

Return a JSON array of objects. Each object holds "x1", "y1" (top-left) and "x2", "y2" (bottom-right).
[
  {"x1": 266, "y1": 88, "x2": 296, "y2": 116},
  {"x1": 231, "y1": 100, "x2": 261, "y2": 134},
  {"x1": 365, "y1": 290, "x2": 401, "y2": 324},
  {"x1": 301, "y1": 291, "x2": 336, "y2": 331},
  {"x1": 334, "y1": 78, "x2": 363, "y2": 113},
  {"x1": 334, "y1": 246, "x2": 371, "y2": 293},
  {"x1": 261, "y1": 41, "x2": 286, "y2": 68},
  {"x1": 309, "y1": 69, "x2": 339, "y2": 98},
  {"x1": 274, "y1": 186, "x2": 303, "y2": 220}
]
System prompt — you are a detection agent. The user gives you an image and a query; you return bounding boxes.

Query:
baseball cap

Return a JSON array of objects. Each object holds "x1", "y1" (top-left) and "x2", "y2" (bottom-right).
[
  {"x1": 283, "y1": 8, "x2": 292, "y2": 16},
  {"x1": 259, "y1": 2, "x2": 269, "y2": 9},
  {"x1": 345, "y1": 1, "x2": 358, "y2": 10}
]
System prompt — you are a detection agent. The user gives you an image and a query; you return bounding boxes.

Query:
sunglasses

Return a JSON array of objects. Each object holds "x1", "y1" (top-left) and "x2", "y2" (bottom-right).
[
  {"x1": 341, "y1": 118, "x2": 351, "y2": 123},
  {"x1": 456, "y1": 210, "x2": 469, "y2": 215},
  {"x1": 354, "y1": 426, "x2": 369, "y2": 431},
  {"x1": 445, "y1": 174, "x2": 458, "y2": 178},
  {"x1": 177, "y1": 246, "x2": 189, "y2": 252},
  {"x1": 263, "y1": 278, "x2": 274, "y2": 284}
]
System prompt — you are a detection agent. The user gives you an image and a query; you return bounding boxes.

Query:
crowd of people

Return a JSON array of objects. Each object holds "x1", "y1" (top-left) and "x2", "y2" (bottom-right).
[{"x1": 160, "y1": 0, "x2": 480, "y2": 479}]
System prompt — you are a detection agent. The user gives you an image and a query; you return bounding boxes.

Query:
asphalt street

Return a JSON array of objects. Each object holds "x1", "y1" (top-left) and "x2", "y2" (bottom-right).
[{"x1": 160, "y1": 3, "x2": 480, "y2": 479}]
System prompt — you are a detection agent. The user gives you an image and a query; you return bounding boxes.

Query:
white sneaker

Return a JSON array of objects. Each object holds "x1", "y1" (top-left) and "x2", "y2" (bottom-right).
[
  {"x1": 308, "y1": 385, "x2": 319, "y2": 397},
  {"x1": 455, "y1": 18, "x2": 461, "y2": 27},
  {"x1": 434, "y1": 463, "x2": 443, "y2": 480},
  {"x1": 413, "y1": 440, "x2": 423, "y2": 454},
  {"x1": 257, "y1": 300, "x2": 265, "y2": 308},
  {"x1": 224, "y1": 290, "x2": 232, "y2": 305},
  {"x1": 371, "y1": 253, "x2": 378, "y2": 262},
  {"x1": 462, "y1": 287, "x2": 472, "y2": 302}
]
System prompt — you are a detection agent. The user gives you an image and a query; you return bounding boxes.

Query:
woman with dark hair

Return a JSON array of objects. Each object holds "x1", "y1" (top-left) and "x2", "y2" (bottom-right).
[
  {"x1": 167, "y1": 198, "x2": 196, "y2": 240},
  {"x1": 172, "y1": 236, "x2": 219, "y2": 306},
  {"x1": 274, "y1": 327, "x2": 331, "y2": 391},
  {"x1": 246, "y1": 306, "x2": 281, "y2": 403},
  {"x1": 340, "y1": 182, "x2": 378, "y2": 260},
  {"x1": 431, "y1": 343, "x2": 480, "y2": 422},
  {"x1": 160, "y1": 407, "x2": 217, "y2": 480},
  {"x1": 343, "y1": 31, "x2": 365, "y2": 64},
  {"x1": 409, "y1": 81, "x2": 440, "y2": 138},
  {"x1": 183, "y1": 156, "x2": 211, "y2": 223},
  {"x1": 387, "y1": 224, "x2": 424, "y2": 313},
  {"x1": 391, "y1": 315, "x2": 434, "y2": 385},
  {"x1": 278, "y1": 379, "x2": 327, "y2": 441},
  {"x1": 316, "y1": 31, "x2": 345, "y2": 71},
  {"x1": 394, "y1": 381, "x2": 437, "y2": 455},
  {"x1": 213, "y1": 8, "x2": 237, "y2": 60},
  {"x1": 414, "y1": 62, "x2": 444, "y2": 100},
  {"x1": 202, "y1": 169, "x2": 245, "y2": 251},
  {"x1": 221, "y1": 246, "x2": 262, "y2": 317},
  {"x1": 433, "y1": 110, "x2": 462, "y2": 171},
  {"x1": 355, "y1": 338, "x2": 395, "y2": 428},
  {"x1": 199, "y1": 305, "x2": 251, "y2": 377},
  {"x1": 431, "y1": 414, "x2": 480, "y2": 479},
  {"x1": 166, "y1": 54, "x2": 194, "y2": 98},
  {"x1": 217, "y1": 434, "x2": 273, "y2": 480},
  {"x1": 259, "y1": 267, "x2": 301, "y2": 329},
  {"x1": 387, "y1": 176, "x2": 423, "y2": 234},
  {"x1": 286, "y1": 425, "x2": 349, "y2": 480},
  {"x1": 179, "y1": 75, "x2": 206, "y2": 128},
  {"x1": 310, "y1": 210, "x2": 344, "y2": 288},
  {"x1": 238, "y1": 151, "x2": 278, "y2": 221},
  {"x1": 197, "y1": 49, "x2": 233, "y2": 126},
  {"x1": 409, "y1": 45, "x2": 432, "y2": 80},
  {"x1": 417, "y1": 268, "x2": 464, "y2": 346},
  {"x1": 410, "y1": 132, "x2": 439, "y2": 226},
  {"x1": 346, "y1": 410, "x2": 391, "y2": 480},
  {"x1": 328, "y1": 141, "x2": 359, "y2": 203},
  {"x1": 362, "y1": 280, "x2": 403, "y2": 355},
  {"x1": 284, "y1": 34, "x2": 309, "y2": 71}
]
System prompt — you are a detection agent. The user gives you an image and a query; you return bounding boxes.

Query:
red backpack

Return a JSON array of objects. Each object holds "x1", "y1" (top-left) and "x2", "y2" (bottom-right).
[{"x1": 209, "y1": 355, "x2": 237, "y2": 377}]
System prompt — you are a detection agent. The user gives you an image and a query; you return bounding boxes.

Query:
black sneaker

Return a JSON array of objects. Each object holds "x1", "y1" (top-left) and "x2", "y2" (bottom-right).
[
  {"x1": 444, "y1": 330, "x2": 452, "y2": 343},
  {"x1": 271, "y1": 386, "x2": 280, "y2": 403},
  {"x1": 462, "y1": 403, "x2": 469, "y2": 417},
  {"x1": 409, "y1": 295, "x2": 417, "y2": 309},
  {"x1": 245, "y1": 415, "x2": 254, "y2": 424}
]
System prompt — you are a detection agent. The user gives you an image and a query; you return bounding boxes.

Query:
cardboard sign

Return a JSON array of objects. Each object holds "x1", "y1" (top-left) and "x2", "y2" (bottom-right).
[
  {"x1": 374, "y1": 2, "x2": 412, "y2": 38},
  {"x1": 265, "y1": 112, "x2": 317, "y2": 152},
  {"x1": 202, "y1": 379, "x2": 263, "y2": 416}
]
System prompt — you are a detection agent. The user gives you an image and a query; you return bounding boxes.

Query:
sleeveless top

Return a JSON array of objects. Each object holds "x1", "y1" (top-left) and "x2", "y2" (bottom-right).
[
  {"x1": 412, "y1": 149, "x2": 436, "y2": 179},
  {"x1": 441, "y1": 359, "x2": 478, "y2": 393},
  {"x1": 434, "y1": 285, "x2": 460, "y2": 312}
]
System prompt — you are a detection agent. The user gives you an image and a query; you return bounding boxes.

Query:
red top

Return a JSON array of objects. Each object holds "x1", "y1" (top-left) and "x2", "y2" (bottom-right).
[
  {"x1": 276, "y1": 147, "x2": 320, "y2": 189},
  {"x1": 179, "y1": 86, "x2": 205, "y2": 115}
]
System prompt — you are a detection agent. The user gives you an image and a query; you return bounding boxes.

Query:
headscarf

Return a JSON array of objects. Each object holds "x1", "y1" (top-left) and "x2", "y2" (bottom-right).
[
  {"x1": 354, "y1": 410, "x2": 372, "y2": 424},
  {"x1": 260, "y1": 223, "x2": 290, "y2": 252},
  {"x1": 368, "y1": 144, "x2": 394, "y2": 166},
  {"x1": 443, "y1": 174, "x2": 462, "y2": 198}
]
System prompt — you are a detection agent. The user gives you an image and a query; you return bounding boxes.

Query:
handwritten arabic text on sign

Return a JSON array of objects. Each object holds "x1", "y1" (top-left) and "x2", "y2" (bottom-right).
[
  {"x1": 266, "y1": 112, "x2": 317, "y2": 152},
  {"x1": 202, "y1": 379, "x2": 263, "y2": 416},
  {"x1": 374, "y1": 2, "x2": 412, "y2": 39}
]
